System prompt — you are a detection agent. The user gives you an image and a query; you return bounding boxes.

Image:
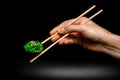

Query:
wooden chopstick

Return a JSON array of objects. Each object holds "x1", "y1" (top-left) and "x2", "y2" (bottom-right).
[
  {"x1": 30, "y1": 8, "x2": 103, "y2": 63},
  {"x1": 41, "y1": 5, "x2": 96, "y2": 44}
]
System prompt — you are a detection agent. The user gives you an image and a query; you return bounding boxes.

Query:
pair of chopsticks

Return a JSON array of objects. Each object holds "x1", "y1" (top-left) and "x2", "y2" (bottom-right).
[{"x1": 30, "y1": 5, "x2": 103, "y2": 63}]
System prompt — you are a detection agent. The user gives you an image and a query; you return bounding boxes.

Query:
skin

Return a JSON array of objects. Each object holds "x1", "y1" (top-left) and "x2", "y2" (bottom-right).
[{"x1": 50, "y1": 17, "x2": 120, "y2": 59}]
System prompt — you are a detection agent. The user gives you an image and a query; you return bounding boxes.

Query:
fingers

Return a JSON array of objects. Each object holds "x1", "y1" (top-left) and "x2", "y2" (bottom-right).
[
  {"x1": 58, "y1": 25, "x2": 84, "y2": 34},
  {"x1": 49, "y1": 17, "x2": 94, "y2": 45},
  {"x1": 51, "y1": 34, "x2": 62, "y2": 42},
  {"x1": 51, "y1": 34, "x2": 75, "y2": 45},
  {"x1": 51, "y1": 33, "x2": 79, "y2": 45},
  {"x1": 58, "y1": 17, "x2": 95, "y2": 34},
  {"x1": 58, "y1": 38, "x2": 76, "y2": 45},
  {"x1": 50, "y1": 17, "x2": 90, "y2": 35},
  {"x1": 50, "y1": 19, "x2": 74, "y2": 35}
]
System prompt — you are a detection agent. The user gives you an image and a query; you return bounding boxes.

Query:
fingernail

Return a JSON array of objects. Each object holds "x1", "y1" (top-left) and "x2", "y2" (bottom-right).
[{"x1": 58, "y1": 28, "x2": 64, "y2": 33}]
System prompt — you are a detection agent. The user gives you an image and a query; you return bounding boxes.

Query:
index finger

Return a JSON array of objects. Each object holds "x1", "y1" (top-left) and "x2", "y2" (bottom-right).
[{"x1": 50, "y1": 19, "x2": 74, "y2": 35}]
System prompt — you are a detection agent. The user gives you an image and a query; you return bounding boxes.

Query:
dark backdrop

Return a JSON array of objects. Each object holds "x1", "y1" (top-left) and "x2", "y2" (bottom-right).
[
  {"x1": 15, "y1": 0, "x2": 119, "y2": 62},
  {"x1": 9, "y1": 0, "x2": 120, "y2": 79}
]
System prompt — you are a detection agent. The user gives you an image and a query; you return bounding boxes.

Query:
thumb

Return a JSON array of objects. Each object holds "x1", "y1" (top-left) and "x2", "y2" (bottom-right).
[{"x1": 58, "y1": 25, "x2": 83, "y2": 34}]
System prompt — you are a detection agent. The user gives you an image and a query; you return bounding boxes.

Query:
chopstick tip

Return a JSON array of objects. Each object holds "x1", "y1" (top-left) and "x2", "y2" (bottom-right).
[
  {"x1": 93, "y1": 5, "x2": 96, "y2": 7},
  {"x1": 99, "y1": 9, "x2": 103, "y2": 13},
  {"x1": 30, "y1": 60, "x2": 33, "y2": 63},
  {"x1": 100, "y1": 9, "x2": 103, "y2": 11}
]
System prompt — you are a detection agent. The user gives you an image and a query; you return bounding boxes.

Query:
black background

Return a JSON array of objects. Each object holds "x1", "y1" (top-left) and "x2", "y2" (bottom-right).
[
  {"x1": 6, "y1": 0, "x2": 120, "y2": 79},
  {"x1": 15, "y1": 0, "x2": 120, "y2": 62}
]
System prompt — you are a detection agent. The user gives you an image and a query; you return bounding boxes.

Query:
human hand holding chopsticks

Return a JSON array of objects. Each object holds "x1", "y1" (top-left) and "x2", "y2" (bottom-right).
[
  {"x1": 50, "y1": 17, "x2": 120, "y2": 58},
  {"x1": 25, "y1": 5, "x2": 120, "y2": 63},
  {"x1": 29, "y1": 5, "x2": 104, "y2": 63}
]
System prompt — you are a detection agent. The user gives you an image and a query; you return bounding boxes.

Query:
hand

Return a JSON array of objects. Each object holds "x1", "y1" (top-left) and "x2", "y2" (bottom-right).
[{"x1": 50, "y1": 17, "x2": 120, "y2": 58}]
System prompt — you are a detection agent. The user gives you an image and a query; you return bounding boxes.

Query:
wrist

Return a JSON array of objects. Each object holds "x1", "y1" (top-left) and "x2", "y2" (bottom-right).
[{"x1": 100, "y1": 33, "x2": 120, "y2": 58}]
